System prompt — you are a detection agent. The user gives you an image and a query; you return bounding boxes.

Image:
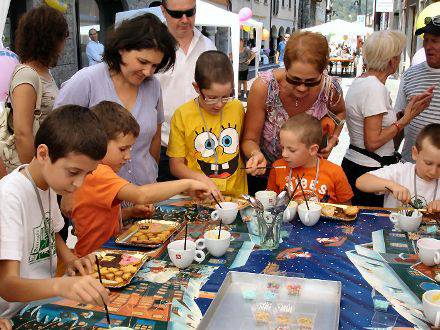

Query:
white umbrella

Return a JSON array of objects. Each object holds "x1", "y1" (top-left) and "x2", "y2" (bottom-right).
[
  {"x1": 303, "y1": 19, "x2": 372, "y2": 37},
  {"x1": 0, "y1": 0, "x2": 11, "y2": 47}
]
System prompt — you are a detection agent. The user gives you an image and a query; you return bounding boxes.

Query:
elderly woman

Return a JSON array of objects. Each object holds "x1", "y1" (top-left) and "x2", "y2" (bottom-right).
[
  {"x1": 342, "y1": 30, "x2": 433, "y2": 206},
  {"x1": 242, "y1": 31, "x2": 346, "y2": 193}
]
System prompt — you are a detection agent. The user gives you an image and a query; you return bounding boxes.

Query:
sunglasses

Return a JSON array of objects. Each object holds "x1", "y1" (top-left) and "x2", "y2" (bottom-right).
[
  {"x1": 285, "y1": 74, "x2": 322, "y2": 87},
  {"x1": 424, "y1": 15, "x2": 440, "y2": 26},
  {"x1": 200, "y1": 90, "x2": 233, "y2": 105},
  {"x1": 164, "y1": 6, "x2": 196, "y2": 19}
]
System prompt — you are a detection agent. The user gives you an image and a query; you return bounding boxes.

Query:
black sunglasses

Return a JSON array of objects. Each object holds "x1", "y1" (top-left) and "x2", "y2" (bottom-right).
[
  {"x1": 164, "y1": 6, "x2": 196, "y2": 19},
  {"x1": 285, "y1": 75, "x2": 322, "y2": 87},
  {"x1": 424, "y1": 15, "x2": 440, "y2": 26}
]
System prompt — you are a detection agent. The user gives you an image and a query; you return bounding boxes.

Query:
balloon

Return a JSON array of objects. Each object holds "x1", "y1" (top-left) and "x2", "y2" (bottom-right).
[
  {"x1": 239, "y1": 7, "x2": 253, "y2": 22},
  {"x1": 262, "y1": 29, "x2": 270, "y2": 41},
  {"x1": 242, "y1": 25, "x2": 251, "y2": 32},
  {"x1": 44, "y1": 0, "x2": 68, "y2": 13},
  {"x1": 415, "y1": 2, "x2": 440, "y2": 38},
  {"x1": 0, "y1": 48, "x2": 19, "y2": 102}
]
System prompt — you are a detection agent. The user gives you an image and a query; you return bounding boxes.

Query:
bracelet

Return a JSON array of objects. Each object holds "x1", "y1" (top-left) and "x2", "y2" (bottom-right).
[{"x1": 392, "y1": 122, "x2": 402, "y2": 132}]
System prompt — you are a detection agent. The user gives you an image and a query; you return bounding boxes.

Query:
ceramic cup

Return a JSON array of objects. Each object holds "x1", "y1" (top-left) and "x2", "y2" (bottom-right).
[
  {"x1": 196, "y1": 229, "x2": 231, "y2": 257},
  {"x1": 298, "y1": 202, "x2": 322, "y2": 226},
  {"x1": 211, "y1": 202, "x2": 238, "y2": 225},
  {"x1": 417, "y1": 238, "x2": 440, "y2": 266},
  {"x1": 255, "y1": 190, "x2": 277, "y2": 209},
  {"x1": 423, "y1": 290, "x2": 440, "y2": 327},
  {"x1": 167, "y1": 239, "x2": 205, "y2": 269},
  {"x1": 283, "y1": 201, "x2": 298, "y2": 223},
  {"x1": 389, "y1": 211, "x2": 422, "y2": 232}
]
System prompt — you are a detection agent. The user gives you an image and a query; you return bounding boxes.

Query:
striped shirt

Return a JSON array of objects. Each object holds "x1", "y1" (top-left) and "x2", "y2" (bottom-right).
[{"x1": 395, "y1": 62, "x2": 440, "y2": 162}]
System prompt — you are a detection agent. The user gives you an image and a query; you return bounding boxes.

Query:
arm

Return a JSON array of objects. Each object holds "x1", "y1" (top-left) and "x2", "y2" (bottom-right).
[
  {"x1": 356, "y1": 173, "x2": 411, "y2": 204},
  {"x1": 149, "y1": 124, "x2": 161, "y2": 164},
  {"x1": 11, "y1": 84, "x2": 38, "y2": 164},
  {"x1": 0, "y1": 318, "x2": 11, "y2": 330},
  {"x1": 86, "y1": 43, "x2": 103, "y2": 62}
]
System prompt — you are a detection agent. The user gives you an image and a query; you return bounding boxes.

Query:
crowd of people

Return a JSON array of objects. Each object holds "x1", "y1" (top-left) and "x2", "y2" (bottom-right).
[{"x1": 0, "y1": 0, "x2": 439, "y2": 327}]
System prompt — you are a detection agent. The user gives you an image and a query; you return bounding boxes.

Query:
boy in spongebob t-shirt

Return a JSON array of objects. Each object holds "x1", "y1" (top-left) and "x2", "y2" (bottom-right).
[{"x1": 167, "y1": 51, "x2": 247, "y2": 200}]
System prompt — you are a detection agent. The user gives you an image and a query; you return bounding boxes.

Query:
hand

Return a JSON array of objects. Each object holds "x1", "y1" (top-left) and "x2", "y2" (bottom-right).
[
  {"x1": 53, "y1": 275, "x2": 109, "y2": 307},
  {"x1": 60, "y1": 193, "x2": 74, "y2": 218},
  {"x1": 0, "y1": 318, "x2": 12, "y2": 330},
  {"x1": 401, "y1": 86, "x2": 435, "y2": 125},
  {"x1": 65, "y1": 254, "x2": 95, "y2": 276},
  {"x1": 318, "y1": 136, "x2": 339, "y2": 159},
  {"x1": 246, "y1": 150, "x2": 267, "y2": 176},
  {"x1": 387, "y1": 183, "x2": 411, "y2": 204},
  {"x1": 195, "y1": 176, "x2": 224, "y2": 202},
  {"x1": 427, "y1": 200, "x2": 440, "y2": 214},
  {"x1": 124, "y1": 204, "x2": 155, "y2": 219}
]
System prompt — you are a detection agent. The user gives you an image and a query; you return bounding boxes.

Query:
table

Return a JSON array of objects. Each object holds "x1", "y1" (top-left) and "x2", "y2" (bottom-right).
[
  {"x1": 329, "y1": 57, "x2": 355, "y2": 76},
  {"x1": 11, "y1": 206, "x2": 416, "y2": 329}
]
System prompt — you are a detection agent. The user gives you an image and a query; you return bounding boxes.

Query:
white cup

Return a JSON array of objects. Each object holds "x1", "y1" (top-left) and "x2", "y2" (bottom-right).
[
  {"x1": 211, "y1": 202, "x2": 238, "y2": 224},
  {"x1": 255, "y1": 190, "x2": 277, "y2": 209},
  {"x1": 389, "y1": 211, "x2": 422, "y2": 232},
  {"x1": 298, "y1": 202, "x2": 322, "y2": 226},
  {"x1": 283, "y1": 201, "x2": 298, "y2": 223},
  {"x1": 196, "y1": 229, "x2": 231, "y2": 257},
  {"x1": 417, "y1": 238, "x2": 440, "y2": 266},
  {"x1": 167, "y1": 239, "x2": 205, "y2": 269},
  {"x1": 423, "y1": 290, "x2": 440, "y2": 327}
]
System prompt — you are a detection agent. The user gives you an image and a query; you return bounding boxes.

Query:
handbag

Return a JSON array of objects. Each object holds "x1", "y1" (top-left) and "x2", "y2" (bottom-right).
[
  {"x1": 349, "y1": 144, "x2": 401, "y2": 167},
  {"x1": 0, "y1": 65, "x2": 43, "y2": 173}
]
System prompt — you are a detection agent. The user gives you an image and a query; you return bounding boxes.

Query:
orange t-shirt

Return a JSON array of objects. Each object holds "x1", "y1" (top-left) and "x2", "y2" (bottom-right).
[
  {"x1": 267, "y1": 158, "x2": 353, "y2": 203},
  {"x1": 72, "y1": 164, "x2": 130, "y2": 257}
]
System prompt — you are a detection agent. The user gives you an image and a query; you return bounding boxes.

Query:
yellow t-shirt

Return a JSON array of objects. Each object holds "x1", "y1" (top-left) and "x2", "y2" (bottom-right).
[{"x1": 167, "y1": 99, "x2": 247, "y2": 196}]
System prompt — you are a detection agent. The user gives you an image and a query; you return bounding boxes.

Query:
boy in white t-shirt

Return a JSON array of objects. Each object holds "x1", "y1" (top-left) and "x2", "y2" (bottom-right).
[
  {"x1": 356, "y1": 124, "x2": 440, "y2": 212},
  {"x1": 0, "y1": 105, "x2": 110, "y2": 319}
]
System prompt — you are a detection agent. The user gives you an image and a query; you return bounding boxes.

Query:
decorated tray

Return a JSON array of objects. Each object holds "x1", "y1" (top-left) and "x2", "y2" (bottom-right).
[
  {"x1": 92, "y1": 250, "x2": 148, "y2": 288},
  {"x1": 194, "y1": 196, "x2": 249, "y2": 210},
  {"x1": 319, "y1": 203, "x2": 359, "y2": 222},
  {"x1": 115, "y1": 219, "x2": 181, "y2": 248}
]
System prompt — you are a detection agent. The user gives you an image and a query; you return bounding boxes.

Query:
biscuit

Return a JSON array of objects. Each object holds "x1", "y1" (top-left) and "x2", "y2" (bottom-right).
[{"x1": 344, "y1": 206, "x2": 359, "y2": 217}]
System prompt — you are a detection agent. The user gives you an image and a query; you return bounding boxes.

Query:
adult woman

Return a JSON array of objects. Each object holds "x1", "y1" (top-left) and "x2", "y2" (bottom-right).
[
  {"x1": 55, "y1": 14, "x2": 177, "y2": 186},
  {"x1": 242, "y1": 31, "x2": 346, "y2": 193},
  {"x1": 7, "y1": 5, "x2": 68, "y2": 168},
  {"x1": 342, "y1": 30, "x2": 433, "y2": 206}
]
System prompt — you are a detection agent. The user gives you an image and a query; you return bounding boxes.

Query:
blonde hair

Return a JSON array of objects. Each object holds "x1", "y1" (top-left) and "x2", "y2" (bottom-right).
[
  {"x1": 281, "y1": 113, "x2": 322, "y2": 147},
  {"x1": 363, "y1": 30, "x2": 406, "y2": 71}
]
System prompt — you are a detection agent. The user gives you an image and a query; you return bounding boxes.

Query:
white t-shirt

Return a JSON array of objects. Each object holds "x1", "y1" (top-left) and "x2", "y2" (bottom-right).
[
  {"x1": 344, "y1": 76, "x2": 397, "y2": 167},
  {"x1": 369, "y1": 162, "x2": 440, "y2": 208},
  {"x1": 0, "y1": 166, "x2": 64, "y2": 318},
  {"x1": 157, "y1": 28, "x2": 216, "y2": 147}
]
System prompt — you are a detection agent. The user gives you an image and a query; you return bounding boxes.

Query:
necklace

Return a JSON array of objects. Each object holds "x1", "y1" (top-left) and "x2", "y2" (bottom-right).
[{"x1": 295, "y1": 98, "x2": 299, "y2": 107}]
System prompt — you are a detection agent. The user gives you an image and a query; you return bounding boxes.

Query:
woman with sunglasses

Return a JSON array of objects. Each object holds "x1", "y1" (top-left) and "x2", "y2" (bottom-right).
[{"x1": 242, "y1": 31, "x2": 346, "y2": 194}]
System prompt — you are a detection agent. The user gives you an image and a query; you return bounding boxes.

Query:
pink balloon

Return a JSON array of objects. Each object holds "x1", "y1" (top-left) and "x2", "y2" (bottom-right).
[
  {"x1": 239, "y1": 7, "x2": 253, "y2": 22},
  {"x1": 0, "y1": 48, "x2": 19, "y2": 102}
]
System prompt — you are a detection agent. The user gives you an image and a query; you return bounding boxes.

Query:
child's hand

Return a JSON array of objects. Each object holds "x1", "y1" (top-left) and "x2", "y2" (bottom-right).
[
  {"x1": 246, "y1": 151, "x2": 267, "y2": 176},
  {"x1": 65, "y1": 255, "x2": 95, "y2": 276},
  {"x1": 427, "y1": 200, "x2": 440, "y2": 213},
  {"x1": 53, "y1": 276, "x2": 109, "y2": 307},
  {"x1": 388, "y1": 183, "x2": 411, "y2": 204},
  {"x1": 193, "y1": 177, "x2": 224, "y2": 202},
  {"x1": 127, "y1": 204, "x2": 155, "y2": 219},
  {"x1": 186, "y1": 179, "x2": 215, "y2": 200},
  {"x1": 0, "y1": 318, "x2": 12, "y2": 330}
]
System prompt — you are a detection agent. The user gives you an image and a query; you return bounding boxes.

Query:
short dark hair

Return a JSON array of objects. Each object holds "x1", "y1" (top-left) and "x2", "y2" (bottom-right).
[
  {"x1": 195, "y1": 51, "x2": 234, "y2": 90},
  {"x1": 103, "y1": 13, "x2": 177, "y2": 74},
  {"x1": 415, "y1": 124, "x2": 440, "y2": 151},
  {"x1": 35, "y1": 105, "x2": 107, "y2": 163},
  {"x1": 90, "y1": 101, "x2": 140, "y2": 141},
  {"x1": 15, "y1": 5, "x2": 68, "y2": 68},
  {"x1": 281, "y1": 113, "x2": 322, "y2": 147}
]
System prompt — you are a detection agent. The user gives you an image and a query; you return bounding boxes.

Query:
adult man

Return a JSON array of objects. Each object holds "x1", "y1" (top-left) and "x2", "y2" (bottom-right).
[
  {"x1": 395, "y1": 16, "x2": 440, "y2": 163},
  {"x1": 157, "y1": 0, "x2": 216, "y2": 181},
  {"x1": 86, "y1": 28, "x2": 104, "y2": 66}
]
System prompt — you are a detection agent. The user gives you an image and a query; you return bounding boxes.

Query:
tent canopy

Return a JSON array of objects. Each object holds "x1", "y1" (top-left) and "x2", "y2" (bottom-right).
[
  {"x1": 116, "y1": 1, "x2": 240, "y2": 96},
  {"x1": 0, "y1": 0, "x2": 11, "y2": 47},
  {"x1": 241, "y1": 18, "x2": 263, "y2": 77},
  {"x1": 303, "y1": 19, "x2": 373, "y2": 36}
]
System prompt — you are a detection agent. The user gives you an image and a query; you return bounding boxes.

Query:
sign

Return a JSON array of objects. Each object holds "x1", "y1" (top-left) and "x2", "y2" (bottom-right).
[
  {"x1": 357, "y1": 14, "x2": 366, "y2": 25},
  {"x1": 375, "y1": 0, "x2": 394, "y2": 12}
]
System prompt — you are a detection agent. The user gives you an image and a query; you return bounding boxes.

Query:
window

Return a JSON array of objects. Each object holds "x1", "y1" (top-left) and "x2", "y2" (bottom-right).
[
  {"x1": 282, "y1": 0, "x2": 285, "y2": 7},
  {"x1": 289, "y1": 0, "x2": 292, "y2": 9},
  {"x1": 77, "y1": 0, "x2": 100, "y2": 68}
]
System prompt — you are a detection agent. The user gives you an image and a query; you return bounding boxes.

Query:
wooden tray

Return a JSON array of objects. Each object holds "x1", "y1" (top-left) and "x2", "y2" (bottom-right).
[{"x1": 319, "y1": 203, "x2": 359, "y2": 222}]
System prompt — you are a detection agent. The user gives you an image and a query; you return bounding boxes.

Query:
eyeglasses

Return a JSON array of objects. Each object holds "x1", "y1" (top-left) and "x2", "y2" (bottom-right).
[
  {"x1": 164, "y1": 6, "x2": 196, "y2": 19},
  {"x1": 285, "y1": 74, "x2": 322, "y2": 87},
  {"x1": 424, "y1": 15, "x2": 440, "y2": 26},
  {"x1": 200, "y1": 90, "x2": 233, "y2": 105}
]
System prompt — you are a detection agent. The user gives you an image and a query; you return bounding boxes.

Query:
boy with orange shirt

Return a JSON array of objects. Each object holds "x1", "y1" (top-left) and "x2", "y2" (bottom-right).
[
  {"x1": 267, "y1": 113, "x2": 353, "y2": 204},
  {"x1": 71, "y1": 101, "x2": 210, "y2": 257}
]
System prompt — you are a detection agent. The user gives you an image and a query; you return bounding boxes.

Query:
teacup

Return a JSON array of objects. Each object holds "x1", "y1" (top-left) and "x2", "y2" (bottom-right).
[
  {"x1": 167, "y1": 239, "x2": 205, "y2": 269},
  {"x1": 196, "y1": 229, "x2": 231, "y2": 257},
  {"x1": 423, "y1": 290, "x2": 440, "y2": 327},
  {"x1": 298, "y1": 202, "x2": 322, "y2": 226},
  {"x1": 211, "y1": 202, "x2": 238, "y2": 224},
  {"x1": 390, "y1": 211, "x2": 422, "y2": 232},
  {"x1": 255, "y1": 190, "x2": 277, "y2": 209},
  {"x1": 417, "y1": 238, "x2": 440, "y2": 266},
  {"x1": 283, "y1": 201, "x2": 298, "y2": 223}
]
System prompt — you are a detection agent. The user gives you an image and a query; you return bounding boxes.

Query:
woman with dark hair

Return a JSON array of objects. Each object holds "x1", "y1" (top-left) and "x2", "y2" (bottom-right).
[
  {"x1": 55, "y1": 13, "x2": 177, "y2": 188},
  {"x1": 6, "y1": 5, "x2": 68, "y2": 168}
]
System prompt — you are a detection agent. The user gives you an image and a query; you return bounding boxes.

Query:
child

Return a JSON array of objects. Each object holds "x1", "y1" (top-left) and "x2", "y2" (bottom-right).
[
  {"x1": 71, "y1": 101, "x2": 210, "y2": 257},
  {"x1": 0, "y1": 105, "x2": 109, "y2": 318},
  {"x1": 167, "y1": 50, "x2": 247, "y2": 201},
  {"x1": 267, "y1": 113, "x2": 353, "y2": 204},
  {"x1": 356, "y1": 124, "x2": 440, "y2": 212}
]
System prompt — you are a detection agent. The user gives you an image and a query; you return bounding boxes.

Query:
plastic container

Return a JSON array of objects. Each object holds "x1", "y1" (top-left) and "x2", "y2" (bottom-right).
[{"x1": 252, "y1": 301, "x2": 274, "y2": 325}]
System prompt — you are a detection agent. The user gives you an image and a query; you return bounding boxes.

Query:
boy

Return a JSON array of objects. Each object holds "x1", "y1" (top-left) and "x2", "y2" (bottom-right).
[
  {"x1": 167, "y1": 50, "x2": 247, "y2": 201},
  {"x1": 0, "y1": 105, "x2": 109, "y2": 318},
  {"x1": 356, "y1": 124, "x2": 440, "y2": 212},
  {"x1": 267, "y1": 113, "x2": 353, "y2": 204},
  {"x1": 71, "y1": 101, "x2": 210, "y2": 257}
]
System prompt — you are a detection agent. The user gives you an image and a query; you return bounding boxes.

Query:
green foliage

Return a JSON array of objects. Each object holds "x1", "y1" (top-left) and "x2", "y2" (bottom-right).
[{"x1": 331, "y1": 0, "x2": 373, "y2": 21}]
